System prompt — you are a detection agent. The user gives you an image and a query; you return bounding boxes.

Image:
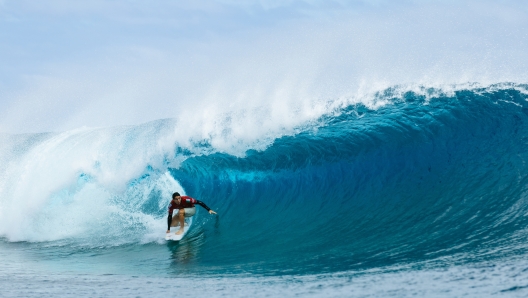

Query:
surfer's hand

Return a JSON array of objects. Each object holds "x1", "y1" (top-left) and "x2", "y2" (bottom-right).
[{"x1": 209, "y1": 210, "x2": 217, "y2": 215}]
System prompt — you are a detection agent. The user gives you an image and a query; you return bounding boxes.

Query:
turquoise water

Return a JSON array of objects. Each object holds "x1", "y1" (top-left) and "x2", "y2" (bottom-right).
[{"x1": 2, "y1": 84, "x2": 528, "y2": 296}]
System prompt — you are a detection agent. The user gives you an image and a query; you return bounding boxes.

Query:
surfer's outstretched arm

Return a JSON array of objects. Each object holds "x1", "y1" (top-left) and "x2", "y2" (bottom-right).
[
  {"x1": 195, "y1": 200, "x2": 217, "y2": 214},
  {"x1": 195, "y1": 200, "x2": 211, "y2": 211}
]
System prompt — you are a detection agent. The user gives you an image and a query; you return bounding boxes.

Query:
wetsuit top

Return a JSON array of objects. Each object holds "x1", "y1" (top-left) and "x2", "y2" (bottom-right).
[{"x1": 168, "y1": 196, "x2": 211, "y2": 215}]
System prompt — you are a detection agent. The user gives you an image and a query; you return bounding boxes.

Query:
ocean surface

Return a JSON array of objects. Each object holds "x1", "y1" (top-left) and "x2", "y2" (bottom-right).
[{"x1": 2, "y1": 83, "x2": 528, "y2": 297}]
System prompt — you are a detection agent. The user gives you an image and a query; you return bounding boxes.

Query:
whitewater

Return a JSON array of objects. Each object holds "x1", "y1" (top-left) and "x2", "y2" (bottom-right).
[{"x1": 3, "y1": 1, "x2": 528, "y2": 297}]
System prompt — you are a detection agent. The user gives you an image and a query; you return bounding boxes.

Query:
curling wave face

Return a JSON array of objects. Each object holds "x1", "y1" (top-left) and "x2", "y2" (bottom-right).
[{"x1": 1, "y1": 83, "x2": 528, "y2": 275}]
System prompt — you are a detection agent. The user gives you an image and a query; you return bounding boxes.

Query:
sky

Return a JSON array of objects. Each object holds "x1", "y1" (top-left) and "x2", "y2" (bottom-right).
[{"x1": 1, "y1": 0, "x2": 528, "y2": 134}]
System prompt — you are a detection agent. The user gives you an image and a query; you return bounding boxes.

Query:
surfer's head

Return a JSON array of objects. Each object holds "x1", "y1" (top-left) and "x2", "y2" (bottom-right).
[{"x1": 172, "y1": 192, "x2": 181, "y2": 200}]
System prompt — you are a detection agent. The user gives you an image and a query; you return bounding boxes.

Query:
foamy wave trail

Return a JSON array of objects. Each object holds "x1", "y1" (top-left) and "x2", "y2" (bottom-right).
[
  {"x1": 0, "y1": 120, "x2": 187, "y2": 245},
  {"x1": 2, "y1": 83, "x2": 528, "y2": 275}
]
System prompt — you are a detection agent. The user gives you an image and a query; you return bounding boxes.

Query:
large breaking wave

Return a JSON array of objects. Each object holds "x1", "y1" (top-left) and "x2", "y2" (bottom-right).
[{"x1": 2, "y1": 83, "x2": 528, "y2": 275}]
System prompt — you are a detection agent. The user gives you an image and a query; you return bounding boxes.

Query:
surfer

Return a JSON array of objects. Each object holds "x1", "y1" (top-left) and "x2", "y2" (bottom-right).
[{"x1": 166, "y1": 192, "x2": 217, "y2": 235}]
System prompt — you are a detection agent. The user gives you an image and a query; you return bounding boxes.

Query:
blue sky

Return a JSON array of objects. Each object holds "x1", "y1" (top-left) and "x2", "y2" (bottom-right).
[{"x1": 1, "y1": 0, "x2": 527, "y2": 133}]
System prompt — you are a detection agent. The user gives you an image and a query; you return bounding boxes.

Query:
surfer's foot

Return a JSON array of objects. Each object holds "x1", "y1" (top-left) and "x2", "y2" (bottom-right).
[
  {"x1": 166, "y1": 230, "x2": 170, "y2": 233},
  {"x1": 175, "y1": 229, "x2": 184, "y2": 235}
]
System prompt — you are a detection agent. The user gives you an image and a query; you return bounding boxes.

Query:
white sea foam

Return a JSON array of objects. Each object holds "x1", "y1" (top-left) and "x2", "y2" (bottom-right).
[{"x1": 0, "y1": 123, "x2": 186, "y2": 243}]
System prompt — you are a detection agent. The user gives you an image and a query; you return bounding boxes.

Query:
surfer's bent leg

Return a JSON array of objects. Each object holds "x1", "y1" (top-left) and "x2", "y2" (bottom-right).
[
  {"x1": 171, "y1": 211, "x2": 180, "y2": 227},
  {"x1": 176, "y1": 209, "x2": 185, "y2": 235}
]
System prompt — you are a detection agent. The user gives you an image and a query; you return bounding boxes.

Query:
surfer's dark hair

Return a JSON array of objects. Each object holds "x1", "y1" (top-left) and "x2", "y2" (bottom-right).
[{"x1": 172, "y1": 192, "x2": 180, "y2": 199}]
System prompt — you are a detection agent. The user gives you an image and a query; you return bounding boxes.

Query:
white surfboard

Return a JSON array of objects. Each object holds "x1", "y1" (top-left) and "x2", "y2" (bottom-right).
[{"x1": 165, "y1": 217, "x2": 193, "y2": 241}]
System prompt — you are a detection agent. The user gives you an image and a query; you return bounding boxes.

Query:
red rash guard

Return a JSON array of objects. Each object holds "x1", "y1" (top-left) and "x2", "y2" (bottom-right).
[{"x1": 168, "y1": 196, "x2": 211, "y2": 215}]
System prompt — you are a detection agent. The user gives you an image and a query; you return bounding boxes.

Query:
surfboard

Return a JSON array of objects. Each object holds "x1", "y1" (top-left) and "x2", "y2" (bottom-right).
[{"x1": 165, "y1": 217, "x2": 192, "y2": 241}]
